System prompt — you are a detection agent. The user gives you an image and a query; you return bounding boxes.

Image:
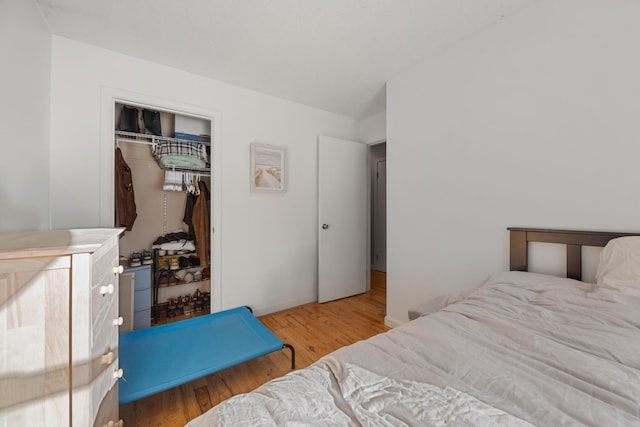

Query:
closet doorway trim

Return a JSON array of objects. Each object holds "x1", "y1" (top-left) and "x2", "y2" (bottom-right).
[{"x1": 99, "y1": 86, "x2": 222, "y2": 314}]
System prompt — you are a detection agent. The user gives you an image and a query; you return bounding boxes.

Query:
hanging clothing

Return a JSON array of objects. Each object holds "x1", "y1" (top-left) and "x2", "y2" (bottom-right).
[
  {"x1": 183, "y1": 192, "x2": 197, "y2": 240},
  {"x1": 114, "y1": 147, "x2": 137, "y2": 231},
  {"x1": 163, "y1": 169, "x2": 183, "y2": 192},
  {"x1": 192, "y1": 180, "x2": 210, "y2": 266}
]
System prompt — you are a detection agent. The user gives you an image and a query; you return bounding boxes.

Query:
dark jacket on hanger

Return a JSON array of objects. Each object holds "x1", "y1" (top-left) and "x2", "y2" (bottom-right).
[
  {"x1": 114, "y1": 147, "x2": 137, "y2": 231},
  {"x1": 183, "y1": 193, "x2": 197, "y2": 240}
]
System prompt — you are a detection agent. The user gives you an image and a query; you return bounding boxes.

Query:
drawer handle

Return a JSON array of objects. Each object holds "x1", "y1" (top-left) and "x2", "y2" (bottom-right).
[
  {"x1": 100, "y1": 284, "x2": 115, "y2": 296},
  {"x1": 103, "y1": 420, "x2": 124, "y2": 427},
  {"x1": 113, "y1": 265, "x2": 124, "y2": 275},
  {"x1": 113, "y1": 316, "x2": 124, "y2": 326},
  {"x1": 101, "y1": 351, "x2": 114, "y2": 365},
  {"x1": 113, "y1": 368, "x2": 124, "y2": 379}
]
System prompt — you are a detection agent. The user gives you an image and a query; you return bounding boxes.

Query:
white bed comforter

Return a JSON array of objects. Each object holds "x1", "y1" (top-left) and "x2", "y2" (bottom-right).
[{"x1": 187, "y1": 272, "x2": 640, "y2": 426}]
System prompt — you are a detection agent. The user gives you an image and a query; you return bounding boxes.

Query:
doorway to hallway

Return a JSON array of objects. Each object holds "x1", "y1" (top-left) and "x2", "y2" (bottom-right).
[{"x1": 370, "y1": 142, "x2": 386, "y2": 273}]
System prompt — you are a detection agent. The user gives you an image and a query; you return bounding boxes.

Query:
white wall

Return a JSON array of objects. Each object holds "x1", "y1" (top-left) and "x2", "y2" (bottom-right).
[
  {"x1": 0, "y1": 0, "x2": 51, "y2": 232},
  {"x1": 359, "y1": 111, "x2": 386, "y2": 144},
  {"x1": 386, "y1": 0, "x2": 640, "y2": 326},
  {"x1": 49, "y1": 36, "x2": 359, "y2": 315}
]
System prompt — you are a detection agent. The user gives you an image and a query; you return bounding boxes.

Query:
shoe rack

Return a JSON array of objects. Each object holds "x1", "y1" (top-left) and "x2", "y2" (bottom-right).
[{"x1": 152, "y1": 248, "x2": 210, "y2": 322}]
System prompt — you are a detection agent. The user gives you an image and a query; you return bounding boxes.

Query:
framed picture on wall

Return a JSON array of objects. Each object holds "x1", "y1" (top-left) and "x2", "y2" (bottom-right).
[{"x1": 250, "y1": 143, "x2": 287, "y2": 193}]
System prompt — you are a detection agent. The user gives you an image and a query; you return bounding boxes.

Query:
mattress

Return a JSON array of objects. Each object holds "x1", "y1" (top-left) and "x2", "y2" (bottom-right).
[{"x1": 187, "y1": 271, "x2": 640, "y2": 426}]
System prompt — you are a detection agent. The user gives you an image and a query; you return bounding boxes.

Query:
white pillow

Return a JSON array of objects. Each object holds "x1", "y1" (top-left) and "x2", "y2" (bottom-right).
[{"x1": 595, "y1": 236, "x2": 640, "y2": 293}]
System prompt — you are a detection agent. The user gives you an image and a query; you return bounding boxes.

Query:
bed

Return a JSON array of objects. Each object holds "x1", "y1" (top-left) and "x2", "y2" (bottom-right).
[{"x1": 186, "y1": 228, "x2": 640, "y2": 426}]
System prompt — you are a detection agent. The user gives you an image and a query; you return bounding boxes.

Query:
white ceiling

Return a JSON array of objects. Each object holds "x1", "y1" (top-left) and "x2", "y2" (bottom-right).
[{"x1": 36, "y1": 0, "x2": 538, "y2": 119}]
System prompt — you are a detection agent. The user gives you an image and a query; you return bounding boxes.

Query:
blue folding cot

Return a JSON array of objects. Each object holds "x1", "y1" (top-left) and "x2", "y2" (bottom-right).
[{"x1": 118, "y1": 306, "x2": 295, "y2": 405}]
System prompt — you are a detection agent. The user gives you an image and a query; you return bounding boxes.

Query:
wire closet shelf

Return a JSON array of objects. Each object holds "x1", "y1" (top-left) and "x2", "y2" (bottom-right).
[{"x1": 114, "y1": 130, "x2": 211, "y2": 175}]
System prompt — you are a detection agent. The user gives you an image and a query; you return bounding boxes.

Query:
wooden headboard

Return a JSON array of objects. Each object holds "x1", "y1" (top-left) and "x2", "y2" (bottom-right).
[{"x1": 508, "y1": 227, "x2": 640, "y2": 281}]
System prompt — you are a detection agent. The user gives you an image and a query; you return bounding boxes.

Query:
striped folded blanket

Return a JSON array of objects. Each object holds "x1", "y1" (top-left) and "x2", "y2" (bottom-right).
[{"x1": 153, "y1": 141, "x2": 208, "y2": 169}]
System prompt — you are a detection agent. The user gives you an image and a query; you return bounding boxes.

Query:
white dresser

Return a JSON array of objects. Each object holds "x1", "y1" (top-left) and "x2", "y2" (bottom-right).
[{"x1": 0, "y1": 228, "x2": 124, "y2": 426}]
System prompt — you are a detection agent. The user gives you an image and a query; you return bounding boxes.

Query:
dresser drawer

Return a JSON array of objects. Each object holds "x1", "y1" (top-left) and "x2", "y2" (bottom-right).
[
  {"x1": 93, "y1": 382, "x2": 119, "y2": 427},
  {"x1": 91, "y1": 278, "x2": 119, "y2": 416},
  {"x1": 90, "y1": 253, "x2": 120, "y2": 427},
  {"x1": 123, "y1": 265, "x2": 151, "y2": 291},
  {"x1": 92, "y1": 272, "x2": 119, "y2": 348},
  {"x1": 133, "y1": 287, "x2": 151, "y2": 312},
  {"x1": 91, "y1": 356, "x2": 120, "y2": 426},
  {"x1": 133, "y1": 308, "x2": 151, "y2": 330},
  {"x1": 134, "y1": 265, "x2": 151, "y2": 291},
  {"x1": 91, "y1": 237, "x2": 119, "y2": 288}
]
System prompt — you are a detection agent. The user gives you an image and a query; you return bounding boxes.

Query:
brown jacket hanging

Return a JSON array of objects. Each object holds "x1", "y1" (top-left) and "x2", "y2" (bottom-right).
[
  {"x1": 114, "y1": 147, "x2": 137, "y2": 231},
  {"x1": 192, "y1": 180, "x2": 210, "y2": 266}
]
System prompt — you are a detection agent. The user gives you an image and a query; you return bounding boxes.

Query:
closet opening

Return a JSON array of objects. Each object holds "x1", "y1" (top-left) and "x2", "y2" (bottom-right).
[{"x1": 113, "y1": 102, "x2": 213, "y2": 330}]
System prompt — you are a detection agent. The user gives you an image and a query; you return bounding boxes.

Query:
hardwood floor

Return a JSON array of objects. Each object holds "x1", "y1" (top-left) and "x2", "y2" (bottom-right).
[{"x1": 120, "y1": 270, "x2": 388, "y2": 426}]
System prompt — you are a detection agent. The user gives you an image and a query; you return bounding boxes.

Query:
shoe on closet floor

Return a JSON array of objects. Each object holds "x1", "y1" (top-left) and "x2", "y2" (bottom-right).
[
  {"x1": 158, "y1": 271, "x2": 170, "y2": 287},
  {"x1": 202, "y1": 292, "x2": 210, "y2": 309},
  {"x1": 168, "y1": 298, "x2": 178, "y2": 317},
  {"x1": 142, "y1": 250, "x2": 153, "y2": 265},
  {"x1": 168, "y1": 273, "x2": 178, "y2": 286},
  {"x1": 119, "y1": 256, "x2": 129, "y2": 269},
  {"x1": 179, "y1": 256, "x2": 190, "y2": 268},
  {"x1": 129, "y1": 253, "x2": 141, "y2": 267}
]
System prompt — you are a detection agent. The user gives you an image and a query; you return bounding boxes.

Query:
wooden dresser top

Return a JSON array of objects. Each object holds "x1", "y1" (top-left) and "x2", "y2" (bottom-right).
[{"x1": 0, "y1": 228, "x2": 123, "y2": 260}]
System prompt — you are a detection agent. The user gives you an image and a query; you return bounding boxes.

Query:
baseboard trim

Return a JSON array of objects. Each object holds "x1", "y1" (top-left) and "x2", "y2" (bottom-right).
[
  {"x1": 384, "y1": 315, "x2": 404, "y2": 329},
  {"x1": 252, "y1": 296, "x2": 317, "y2": 317}
]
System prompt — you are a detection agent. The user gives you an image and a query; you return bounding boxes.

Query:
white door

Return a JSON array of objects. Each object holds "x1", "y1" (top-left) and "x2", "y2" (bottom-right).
[{"x1": 318, "y1": 136, "x2": 367, "y2": 303}]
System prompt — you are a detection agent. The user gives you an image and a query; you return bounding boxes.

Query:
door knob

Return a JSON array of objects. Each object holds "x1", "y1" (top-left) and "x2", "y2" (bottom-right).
[{"x1": 322, "y1": 224, "x2": 329, "y2": 230}]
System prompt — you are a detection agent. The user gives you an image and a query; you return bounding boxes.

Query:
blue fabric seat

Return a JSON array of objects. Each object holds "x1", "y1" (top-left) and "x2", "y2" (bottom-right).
[{"x1": 119, "y1": 306, "x2": 293, "y2": 404}]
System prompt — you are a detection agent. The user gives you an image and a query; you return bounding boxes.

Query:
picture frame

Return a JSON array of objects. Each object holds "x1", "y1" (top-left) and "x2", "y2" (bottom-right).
[{"x1": 250, "y1": 143, "x2": 287, "y2": 193}]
